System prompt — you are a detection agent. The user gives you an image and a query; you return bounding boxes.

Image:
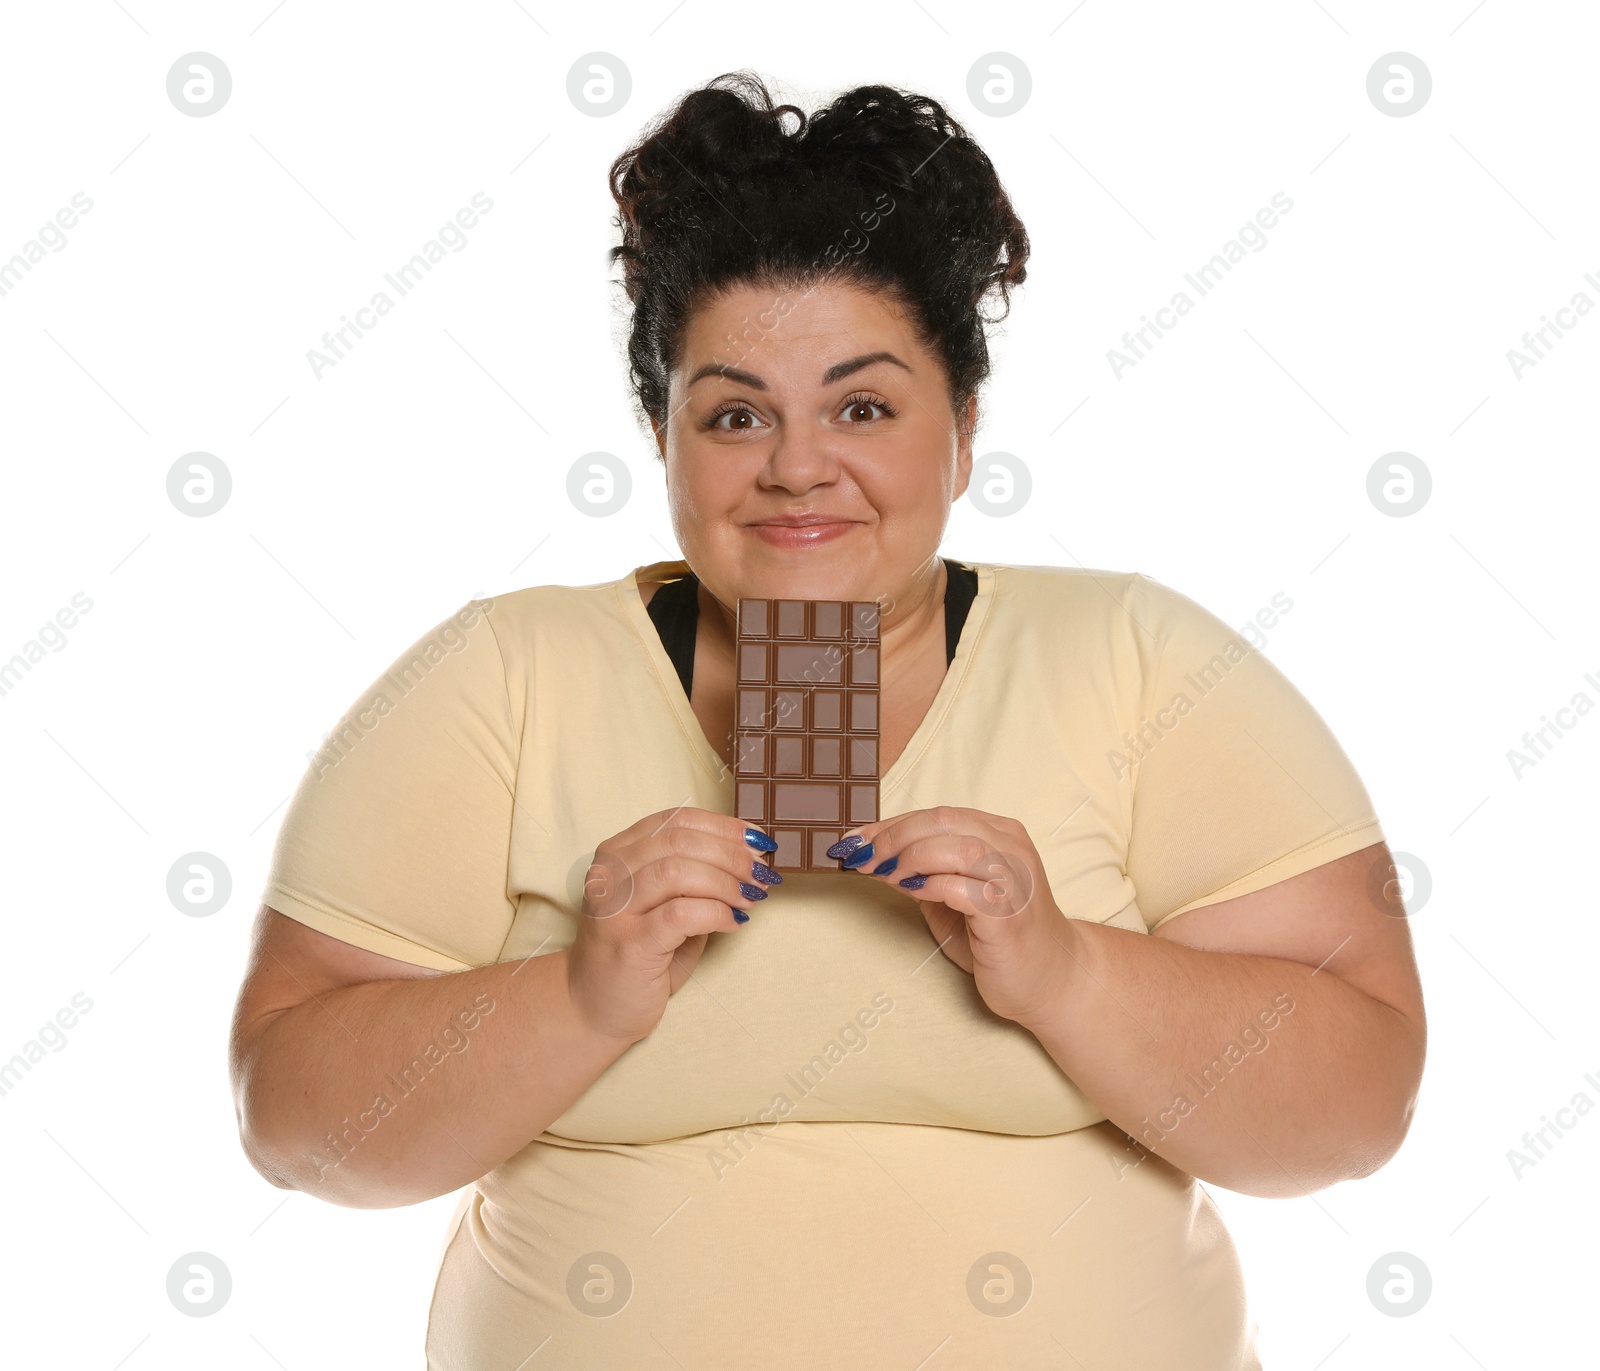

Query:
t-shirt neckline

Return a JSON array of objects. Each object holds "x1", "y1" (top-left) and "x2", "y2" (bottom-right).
[{"x1": 616, "y1": 560, "x2": 998, "y2": 792}]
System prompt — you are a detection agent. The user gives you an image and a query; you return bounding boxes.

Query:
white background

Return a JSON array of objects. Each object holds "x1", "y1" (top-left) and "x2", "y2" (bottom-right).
[{"x1": 1, "y1": 1, "x2": 1595, "y2": 1366}]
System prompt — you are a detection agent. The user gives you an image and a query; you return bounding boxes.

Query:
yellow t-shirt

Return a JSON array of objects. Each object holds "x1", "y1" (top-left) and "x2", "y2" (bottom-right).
[{"x1": 261, "y1": 559, "x2": 1385, "y2": 1370}]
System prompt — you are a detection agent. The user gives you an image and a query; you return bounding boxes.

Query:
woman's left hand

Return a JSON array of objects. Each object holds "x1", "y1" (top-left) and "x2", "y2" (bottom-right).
[{"x1": 828, "y1": 807, "x2": 1082, "y2": 1028}]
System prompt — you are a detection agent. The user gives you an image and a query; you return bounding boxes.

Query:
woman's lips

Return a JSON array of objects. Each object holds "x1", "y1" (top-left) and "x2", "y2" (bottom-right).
[{"x1": 748, "y1": 521, "x2": 857, "y2": 548}]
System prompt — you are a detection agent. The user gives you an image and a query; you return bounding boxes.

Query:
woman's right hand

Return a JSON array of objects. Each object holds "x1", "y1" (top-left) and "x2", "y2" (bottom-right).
[{"x1": 564, "y1": 807, "x2": 782, "y2": 1045}]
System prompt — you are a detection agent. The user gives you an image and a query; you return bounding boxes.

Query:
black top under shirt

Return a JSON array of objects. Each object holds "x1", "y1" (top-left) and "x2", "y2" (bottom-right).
[{"x1": 644, "y1": 559, "x2": 979, "y2": 702}]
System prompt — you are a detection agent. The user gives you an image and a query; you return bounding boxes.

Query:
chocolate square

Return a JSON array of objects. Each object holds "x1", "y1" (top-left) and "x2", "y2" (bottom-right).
[{"x1": 734, "y1": 594, "x2": 881, "y2": 870}]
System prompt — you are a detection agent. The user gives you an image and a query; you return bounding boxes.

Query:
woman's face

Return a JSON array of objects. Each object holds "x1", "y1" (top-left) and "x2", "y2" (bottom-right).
[{"x1": 653, "y1": 277, "x2": 975, "y2": 613}]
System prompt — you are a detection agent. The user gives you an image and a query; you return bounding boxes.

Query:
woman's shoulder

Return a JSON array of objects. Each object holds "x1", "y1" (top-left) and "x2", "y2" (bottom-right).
[
  {"x1": 476, "y1": 565, "x2": 647, "y2": 621},
  {"x1": 980, "y1": 563, "x2": 1244, "y2": 669},
  {"x1": 986, "y1": 561, "x2": 1207, "y2": 613},
  {"x1": 983, "y1": 560, "x2": 1138, "y2": 583},
  {"x1": 456, "y1": 566, "x2": 659, "y2": 667},
  {"x1": 983, "y1": 560, "x2": 1152, "y2": 613}
]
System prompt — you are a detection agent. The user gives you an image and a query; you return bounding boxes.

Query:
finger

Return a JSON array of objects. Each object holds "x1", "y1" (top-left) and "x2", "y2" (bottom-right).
[
  {"x1": 633, "y1": 826, "x2": 781, "y2": 908},
  {"x1": 828, "y1": 806, "x2": 997, "y2": 873},
  {"x1": 590, "y1": 825, "x2": 781, "y2": 919},
  {"x1": 621, "y1": 804, "x2": 777, "y2": 857},
  {"x1": 919, "y1": 904, "x2": 975, "y2": 972},
  {"x1": 629, "y1": 851, "x2": 774, "y2": 920},
  {"x1": 869, "y1": 838, "x2": 1036, "y2": 918},
  {"x1": 641, "y1": 896, "x2": 754, "y2": 953},
  {"x1": 840, "y1": 829, "x2": 984, "y2": 886}
]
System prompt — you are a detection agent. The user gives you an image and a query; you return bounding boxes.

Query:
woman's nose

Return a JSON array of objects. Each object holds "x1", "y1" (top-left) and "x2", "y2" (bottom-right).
[{"x1": 760, "y1": 425, "x2": 839, "y2": 491}]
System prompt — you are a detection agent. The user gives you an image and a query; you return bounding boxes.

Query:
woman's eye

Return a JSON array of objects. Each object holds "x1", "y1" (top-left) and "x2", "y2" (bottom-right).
[
  {"x1": 840, "y1": 396, "x2": 895, "y2": 422},
  {"x1": 709, "y1": 406, "x2": 764, "y2": 431},
  {"x1": 706, "y1": 396, "x2": 895, "y2": 430}
]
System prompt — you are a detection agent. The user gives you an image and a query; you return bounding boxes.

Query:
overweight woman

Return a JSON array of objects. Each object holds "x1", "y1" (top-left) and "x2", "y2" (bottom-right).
[{"x1": 229, "y1": 72, "x2": 1426, "y2": 1369}]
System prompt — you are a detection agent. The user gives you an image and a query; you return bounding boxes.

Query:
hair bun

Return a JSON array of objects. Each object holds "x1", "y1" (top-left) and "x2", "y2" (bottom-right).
[
  {"x1": 608, "y1": 70, "x2": 1030, "y2": 442},
  {"x1": 610, "y1": 75, "x2": 806, "y2": 249}
]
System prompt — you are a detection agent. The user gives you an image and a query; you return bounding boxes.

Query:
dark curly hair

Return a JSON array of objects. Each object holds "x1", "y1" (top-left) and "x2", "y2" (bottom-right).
[{"x1": 607, "y1": 71, "x2": 1029, "y2": 450}]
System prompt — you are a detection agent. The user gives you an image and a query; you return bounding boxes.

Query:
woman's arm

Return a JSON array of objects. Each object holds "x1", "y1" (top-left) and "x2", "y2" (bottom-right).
[
  {"x1": 1017, "y1": 843, "x2": 1426, "y2": 1198},
  {"x1": 229, "y1": 906, "x2": 634, "y2": 1209}
]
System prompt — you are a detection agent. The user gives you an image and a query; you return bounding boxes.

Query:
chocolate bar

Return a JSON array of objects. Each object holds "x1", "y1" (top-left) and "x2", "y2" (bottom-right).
[{"x1": 733, "y1": 595, "x2": 881, "y2": 870}]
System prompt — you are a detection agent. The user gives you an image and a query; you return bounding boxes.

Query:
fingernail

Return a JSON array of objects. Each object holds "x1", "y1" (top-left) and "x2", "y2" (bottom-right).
[
  {"x1": 826, "y1": 833, "x2": 868, "y2": 860},
  {"x1": 898, "y1": 873, "x2": 928, "y2": 890},
  {"x1": 732, "y1": 907, "x2": 750, "y2": 924},
  {"x1": 738, "y1": 882, "x2": 769, "y2": 901},
  {"x1": 870, "y1": 855, "x2": 899, "y2": 876},
  {"x1": 744, "y1": 828, "x2": 779, "y2": 853},
  {"x1": 841, "y1": 842, "x2": 876, "y2": 869},
  {"x1": 751, "y1": 860, "x2": 784, "y2": 885}
]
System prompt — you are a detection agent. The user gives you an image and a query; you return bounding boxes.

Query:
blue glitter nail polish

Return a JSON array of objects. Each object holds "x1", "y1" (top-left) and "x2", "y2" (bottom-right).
[
  {"x1": 841, "y1": 842, "x2": 876, "y2": 869},
  {"x1": 752, "y1": 860, "x2": 784, "y2": 885},
  {"x1": 826, "y1": 834, "x2": 868, "y2": 860},
  {"x1": 739, "y1": 882, "x2": 768, "y2": 901},
  {"x1": 870, "y1": 855, "x2": 899, "y2": 876},
  {"x1": 898, "y1": 873, "x2": 928, "y2": 890},
  {"x1": 732, "y1": 908, "x2": 750, "y2": 924},
  {"x1": 744, "y1": 828, "x2": 779, "y2": 853}
]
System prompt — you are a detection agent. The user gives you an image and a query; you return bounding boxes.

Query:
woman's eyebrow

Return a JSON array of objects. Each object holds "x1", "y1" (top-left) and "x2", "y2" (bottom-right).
[{"x1": 686, "y1": 351, "x2": 913, "y2": 391}]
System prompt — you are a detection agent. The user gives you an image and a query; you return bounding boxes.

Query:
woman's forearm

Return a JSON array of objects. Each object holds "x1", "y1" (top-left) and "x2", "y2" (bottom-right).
[
  {"x1": 236, "y1": 949, "x2": 631, "y2": 1208},
  {"x1": 1019, "y1": 921, "x2": 1424, "y2": 1197}
]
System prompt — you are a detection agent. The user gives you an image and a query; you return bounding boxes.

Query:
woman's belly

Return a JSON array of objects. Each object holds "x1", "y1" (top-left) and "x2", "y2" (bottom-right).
[{"x1": 425, "y1": 1120, "x2": 1260, "y2": 1371}]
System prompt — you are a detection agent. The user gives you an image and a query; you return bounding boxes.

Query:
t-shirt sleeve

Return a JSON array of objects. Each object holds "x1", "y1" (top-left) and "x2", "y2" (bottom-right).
[
  {"x1": 1120, "y1": 573, "x2": 1386, "y2": 934},
  {"x1": 260, "y1": 598, "x2": 519, "y2": 971}
]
